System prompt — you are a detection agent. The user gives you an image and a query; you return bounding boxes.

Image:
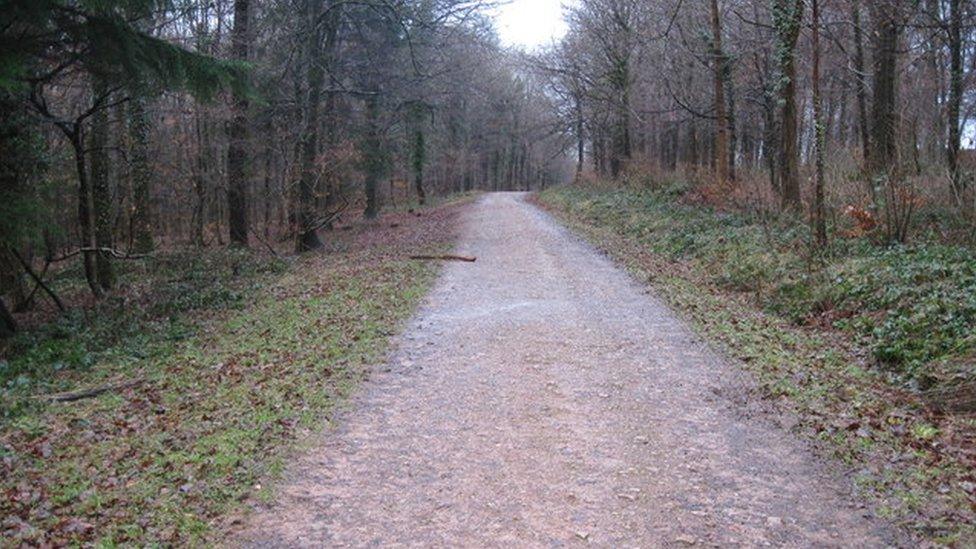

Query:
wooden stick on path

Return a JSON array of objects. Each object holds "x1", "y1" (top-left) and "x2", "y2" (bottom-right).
[{"x1": 409, "y1": 254, "x2": 477, "y2": 263}]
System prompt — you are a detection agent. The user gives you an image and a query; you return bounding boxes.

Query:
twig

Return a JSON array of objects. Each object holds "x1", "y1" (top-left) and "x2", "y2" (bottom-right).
[{"x1": 40, "y1": 378, "x2": 145, "y2": 403}]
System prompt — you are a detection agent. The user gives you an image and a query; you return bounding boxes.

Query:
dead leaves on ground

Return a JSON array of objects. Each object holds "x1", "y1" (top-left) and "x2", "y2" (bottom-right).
[{"x1": 0, "y1": 201, "x2": 465, "y2": 545}]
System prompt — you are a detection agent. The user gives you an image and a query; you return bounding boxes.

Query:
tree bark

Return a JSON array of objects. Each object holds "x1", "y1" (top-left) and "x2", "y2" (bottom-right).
[
  {"x1": 90, "y1": 81, "x2": 115, "y2": 291},
  {"x1": 413, "y1": 127, "x2": 427, "y2": 205},
  {"x1": 0, "y1": 296, "x2": 15, "y2": 338},
  {"x1": 812, "y1": 0, "x2": 827, "y2": 248},
  {"x1": 773, "y1": 0, "x2": 804, "y2": 210},
  {"x1": 227, "y1": 0, "x2": 251, "y2": 246},
  {"x1": 868, "y1": 3, "x2": 901, "y2": 179},
  {"x1": 710, "y1": 0, "x2": 731, "y2": 187},
  {"x1": 610, "y1": 67, "x2": 631, "y2": 178},
  {"x1": 852, "y1": 0, "x2": 871, "y2": 168},
  {"x1": 296, "y1": 0, "x2": 328, "y2": 252},
  {"x1": 129, "y1": 95, "x2": 154, "y2": 253},
  {"x1": 574, "y1": 91, "x2": 585, "y2": 176},
  {"x1": 70, "y1": 128, "x2": 102, "y2": 298},
  {"x1": 363, "y1": 95, "x2": 382, "y2": 219},
  {"x1": 946, "y1": 0, "x2": 964, "y2": 194}
]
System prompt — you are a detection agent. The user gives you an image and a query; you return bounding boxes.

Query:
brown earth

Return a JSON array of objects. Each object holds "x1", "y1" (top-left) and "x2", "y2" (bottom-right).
[{"x1": 235, "y1": 192, "x2": 903, "y2": 547}]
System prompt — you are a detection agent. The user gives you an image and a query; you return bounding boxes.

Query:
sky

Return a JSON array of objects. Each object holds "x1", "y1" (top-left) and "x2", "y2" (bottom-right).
[{"x1": 492, "y1": 0, "x2": 569, "y2": 49}]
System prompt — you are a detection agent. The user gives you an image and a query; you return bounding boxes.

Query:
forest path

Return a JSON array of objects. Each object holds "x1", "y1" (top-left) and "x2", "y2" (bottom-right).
[{"x1": 238, "y1": 192, "x2": 897, "y2": 547}]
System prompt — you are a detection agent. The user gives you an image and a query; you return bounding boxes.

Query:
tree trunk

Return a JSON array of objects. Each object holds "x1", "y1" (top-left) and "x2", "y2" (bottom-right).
[
  {"x1": 0, "y1": 296, "x2": 15, "y2": 338},
  {"x1": 710, "y1": 0, "x2": 730, "y2": 187},
  {"x1": 575, "y1": 91, "x2": 585, "y2": 176},
  {"x1": 852, "y1": 0, "x2": 871, "y2": 168},
  {"x1": 90, "y1": 82, "x2": 115, "y2": 291},
  {"x1": 812, "y1": 0, "x2": 827, "y2": 248},
  {"x1": 296, "y1": 0, "x2": 327, "y2": 253},
  {"x1": 773, "y1": 0, "x2": 804, "y2": 210},
  {"x1": 227, "y1": 0, "x2": 251, "y2": 246},
  {"x1": 70, "y1": 127, "x2": 102, "y2": 298},
  {"x1": 129, "y1": 95, "x2": 154, "y2": 253},
  {"x1": 363, "y1": 95, "x2": 382, "y2": 219},
  {"x1": 868, "y1": 5, "x2": 900, "y2": 179},
  {"x1": 413, "y1": 128, "x2": 427, "y2": 205},
  {"x1": 726, "y1": 73, "x2": 738, "y2": 181},
  {"x1": 946, "y1": 0, "x2": 964, "y2": 194}
]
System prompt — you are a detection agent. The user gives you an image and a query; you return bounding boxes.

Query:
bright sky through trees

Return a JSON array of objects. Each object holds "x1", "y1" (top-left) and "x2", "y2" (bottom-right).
[{"x1": 493, "y1": 0, "x2": 569, "y2": 49}]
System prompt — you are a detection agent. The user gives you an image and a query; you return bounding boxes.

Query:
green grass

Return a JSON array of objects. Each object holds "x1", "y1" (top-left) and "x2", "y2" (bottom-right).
[
  {"x1": 0, "y1": 206, "x2": 458, "y2": 545},
  {"x1": 537, "y1": 184, "x2": 976, "y2": 544}
]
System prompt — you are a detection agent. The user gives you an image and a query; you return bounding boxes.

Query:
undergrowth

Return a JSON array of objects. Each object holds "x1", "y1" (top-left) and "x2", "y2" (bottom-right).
[
  {"x1": 0, "y1": 203, "x2": 461, "y2": 545},
  {"x1": 541, "y1": 185, "x2": 976, "y2": 400}
]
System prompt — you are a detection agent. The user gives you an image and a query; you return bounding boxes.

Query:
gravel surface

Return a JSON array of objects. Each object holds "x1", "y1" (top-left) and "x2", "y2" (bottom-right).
[{"x1": 237, "y1": 193, "x2": 900, "y2": 547}]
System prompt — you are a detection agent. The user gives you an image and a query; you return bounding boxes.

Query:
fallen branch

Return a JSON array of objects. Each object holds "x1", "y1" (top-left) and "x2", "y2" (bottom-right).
[
  {"x1": 409, "y1": 254, "x2": 477, "y2": 262},
  {"x1": 22, "y1": 256, "x2": 51, "y2": 307},
  {"x1": 50, "y1": 247, "x2": 151, "y2": 262},
  {"x1": 40, "y1": 378, "x2": 145, "y2": 403},
  {"x1": 253, "y1": 231, "x2": 281, "y2": 259},
  {"x1": 10, "y1": 248, "x2": 65, "y2": 312}
]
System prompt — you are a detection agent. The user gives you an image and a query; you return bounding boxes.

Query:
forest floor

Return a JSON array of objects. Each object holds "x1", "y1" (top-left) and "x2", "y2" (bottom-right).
[
  {"x1": 0, "y1": 197, "x2": 468, "y2": 545},
  {"x1": 535, "y1": 185, "x2": 976, "y2": 545},
  {"x1": 235, "y1": 192, "x2": 908, "y2": 547}
]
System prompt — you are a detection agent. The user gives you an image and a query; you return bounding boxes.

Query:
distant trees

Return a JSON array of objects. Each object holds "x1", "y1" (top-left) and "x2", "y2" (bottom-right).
[
  {"x1": 0, "y1": 0, "x2": 568, "y2": 322},
  {"x1": 537, "y1": 0, "x2": 976, "y2": 246}
]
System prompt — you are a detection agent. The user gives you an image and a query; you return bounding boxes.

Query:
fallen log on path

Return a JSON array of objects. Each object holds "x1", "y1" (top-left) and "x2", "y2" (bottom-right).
[{"x1": 409, "y1": 254, "x2": 477, "y2": 262}]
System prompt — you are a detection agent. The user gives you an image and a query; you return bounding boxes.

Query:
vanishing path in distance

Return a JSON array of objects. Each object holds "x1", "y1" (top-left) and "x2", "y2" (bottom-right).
[{"x1": 239, "y1": 193, "x2": 897, "y2": 547}]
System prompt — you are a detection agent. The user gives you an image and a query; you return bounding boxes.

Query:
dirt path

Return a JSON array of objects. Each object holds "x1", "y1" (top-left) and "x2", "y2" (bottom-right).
[{"x1": 238, "y1": 193, "x2": 899, "y2": 547}]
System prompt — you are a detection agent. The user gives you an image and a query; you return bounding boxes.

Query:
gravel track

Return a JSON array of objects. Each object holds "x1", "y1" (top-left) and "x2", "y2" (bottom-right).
[{"x1": 237, "y1": 192, "x2": 899, "y2": 547}]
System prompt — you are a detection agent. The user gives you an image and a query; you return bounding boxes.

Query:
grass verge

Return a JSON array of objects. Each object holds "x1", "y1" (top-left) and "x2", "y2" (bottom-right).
[
  {"x1": 535, "y1": 185, "x2": 975, "y2": 545},
  {"x1": 0, "y1": 200, "x2": 466, "y2": 545}
]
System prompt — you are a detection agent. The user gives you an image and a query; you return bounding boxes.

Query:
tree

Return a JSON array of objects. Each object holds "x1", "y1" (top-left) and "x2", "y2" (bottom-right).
[
  {"x1": 89, "y1": 79, "x2": 116, "y2": 291},
  {"x1": 946, "y1": 0, "x2": 965, "y2": 194},
  {"x1": 867, "y1": 0, "x2": 903, "y2": 180},
  {"x1": 852, "y1": 0, "x2": 871, "y2": 168},
  {"x1": 227, "y1": 0, "x2": 252, "y2": 246},
  {"x1": 3, "y1": 0, "x2": 247, "y2": 297},
  {"x1": 128, "y1": 94, "x2": 154, "y2": 253},
  {"x1": 710, "y1": 0, "x2": 731, "y2": 187},
  {"x1": 296, "y1": 0, "x2": 342, "y2": 252},
  {"x1": 0, "y1": 296, "x2": 15, "y2": 338},
  {"x1": 0, "y1": 91, "x2": 45, "y2": 336},
  {"x1": 812, "y1": 0, "x2": 827, "y2": 248},
  {"x1": 772, "y1": 0, "x2": 804, "y2": 210},
  {"x1": 411, "y1": 107, "x2": 428, "y2": 206}
]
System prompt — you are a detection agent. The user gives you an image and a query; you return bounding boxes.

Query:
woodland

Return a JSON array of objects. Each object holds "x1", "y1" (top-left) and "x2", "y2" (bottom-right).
[
  {"x1": 3, "y1": 0, "x2": 974, "y2": 337},
  {"x1": 0, "y1": 0, "x2": 569, "y2": 334},
  {"x1": 2, "y1": 0, "x2": 976, "y2": 544}
]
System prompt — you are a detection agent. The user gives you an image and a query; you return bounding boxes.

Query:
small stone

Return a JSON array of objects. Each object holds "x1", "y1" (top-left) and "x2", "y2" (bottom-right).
[
  {"x1": 575, "y1": 531, "x2": 589, "y2": 540},
  {"x1": 675, "y1": 534, "x2": 697, "y2": 545},
  {"x1": 766, "y1": 516, "x2": 783, "y2": 528}
]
